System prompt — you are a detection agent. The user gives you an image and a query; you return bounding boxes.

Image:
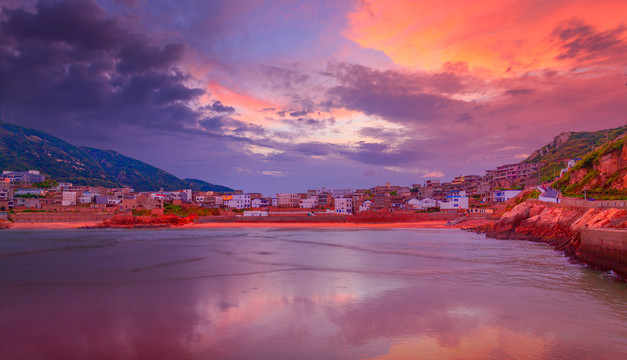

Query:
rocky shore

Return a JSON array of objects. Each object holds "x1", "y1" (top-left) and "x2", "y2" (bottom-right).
[{"x1": 465, "y1": 200, "x2": 627, "y2": 278}]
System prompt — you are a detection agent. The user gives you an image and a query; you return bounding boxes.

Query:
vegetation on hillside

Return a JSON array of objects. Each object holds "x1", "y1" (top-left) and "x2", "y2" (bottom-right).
[
  {"x1": 0, "y1": 122, "x2": 232, "y2": 192},
  {"x1": 182, "y1": 178, "x2": 232, "y2": 192},
  {"x1": 552, "y1": 137, "x2": 626, "y2": 200},
  {"x1": 523, "y1": 124, "x2": 627, "y2": 182}
]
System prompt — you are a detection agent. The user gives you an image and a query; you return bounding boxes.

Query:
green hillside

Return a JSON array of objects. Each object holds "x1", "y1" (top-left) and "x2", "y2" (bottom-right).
[
  {"x1": 182, "y1": 178, "x2": 232, "y2": 192},
  {"x1": 523, "y1": 124, "x2": 627, "y2": 182},
  {"x1": 0, "y1": 122, "x2": 232, "y2": 192},
  {"x1": 552, "y1": 137, "x2": 626, "y2": 199}
]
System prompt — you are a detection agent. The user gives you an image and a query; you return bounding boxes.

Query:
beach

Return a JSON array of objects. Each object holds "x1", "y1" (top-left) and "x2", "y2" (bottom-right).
[{"x1": 3, "y1": 220, "x2": 460, "y2": 230}]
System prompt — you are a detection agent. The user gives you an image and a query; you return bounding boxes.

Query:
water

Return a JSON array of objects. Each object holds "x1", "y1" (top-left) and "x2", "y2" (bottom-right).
[{"x1": 0, "y1": 228, "x2": 625, "y2": 359}]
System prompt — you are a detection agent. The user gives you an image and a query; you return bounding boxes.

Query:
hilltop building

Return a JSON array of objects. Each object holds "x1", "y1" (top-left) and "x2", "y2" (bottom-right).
[{"x1": 1, "y1": 170, "x2": 45, "y2": 183}]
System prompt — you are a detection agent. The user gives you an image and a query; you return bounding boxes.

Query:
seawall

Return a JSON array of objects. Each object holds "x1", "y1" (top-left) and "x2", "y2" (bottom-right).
[
  {"x1": 10, "y1": 212, "x2": 115, "y2": 223},
  {"x1": 578, "y1": 228, "x2": 627, "y2": 278}
]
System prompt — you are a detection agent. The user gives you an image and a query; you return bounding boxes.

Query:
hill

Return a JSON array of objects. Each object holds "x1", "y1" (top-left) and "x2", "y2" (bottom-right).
[
  {"x1": 523, "y1": 124, "x2": 627, "y2": 182},
  {"x1": 0, "y1": 122, "x2": 232, "y2": 192},
  {"x1": 552, "y1": 135, "x2": 626, "y2": 199}
]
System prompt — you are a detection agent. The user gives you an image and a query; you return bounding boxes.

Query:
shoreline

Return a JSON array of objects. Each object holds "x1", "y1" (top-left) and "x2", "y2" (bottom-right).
[{"x1": 1, "y1": 220, "x2": 464, "y2": 230}]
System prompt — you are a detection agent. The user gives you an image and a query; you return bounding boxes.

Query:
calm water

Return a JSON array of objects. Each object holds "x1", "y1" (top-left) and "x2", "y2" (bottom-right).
[{"x1": 0, "y1": 228, "x2": 626, "y2": 360}]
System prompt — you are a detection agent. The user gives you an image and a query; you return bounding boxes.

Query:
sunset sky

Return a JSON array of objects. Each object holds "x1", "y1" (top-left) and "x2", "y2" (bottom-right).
[{"x1": 0, "y1": 0, "x2": 625, "y2": 193}]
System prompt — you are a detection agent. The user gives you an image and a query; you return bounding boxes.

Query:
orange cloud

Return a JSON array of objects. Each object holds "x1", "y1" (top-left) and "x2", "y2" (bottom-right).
[
  {"x1": 344, "y1": 0, "x2": 627, "y2": 74},
  {"x1": 205, "y1": 82, "x2": 276, "y2": 112}
]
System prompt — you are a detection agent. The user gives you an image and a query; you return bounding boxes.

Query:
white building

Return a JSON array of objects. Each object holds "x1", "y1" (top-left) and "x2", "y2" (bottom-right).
[
  {"x1": 407, "y1": 198, "x2": 438, "y2": 210},
  {"x1": 358, "y1": 200, "x2": 373, "y2": 212},
  {"x1": 180, "y1": 189, "x2": 192, "y2": 202},
  {"x1": 334, "y1": 197, "x2": 353, "y2": 215},
  {"x1": 316, "y1": 187, "x2": 355, "y2": 198},
  {"x1": 226, "y1": 194, "x2": 251, "y2": 209},
  {"x1": 299, "y1": 196, "x2": 319, "y2": 209},
  {"x1": 62, "y1": 191, "x2": 77, "y2": 206},
  {"x1": 492, "y1": 190, "x2": 522, "y2": 203},
  {"x1": 440, "y1": 191, "x2": 468, "y2": 210},
  {"x1": 252, "y1": 198, "x2": 271, "y2": 208},
  {"x1": 56, "y1": 182, "x2": 73, "y2": 191},
  {"x1": 78, "y1": 192, "x2": 99, "y2": 204},
  {"x1": 1, "y1": 170, "x2": 45, "y2": 183},
  {"x1": 538, "y1": 187, "x2": 560, "y2": 203}
]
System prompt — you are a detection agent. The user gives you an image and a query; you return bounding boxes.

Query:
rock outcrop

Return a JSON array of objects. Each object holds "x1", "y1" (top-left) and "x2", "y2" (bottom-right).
[{"x1": 471, "y1": 200, "x2": 627, "y2": 277}]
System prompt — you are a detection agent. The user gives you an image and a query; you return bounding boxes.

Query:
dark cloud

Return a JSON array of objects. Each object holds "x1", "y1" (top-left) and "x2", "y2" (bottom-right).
[
  {"x1": 0, "y1": 0, "x2": 209, "y2": 140},
  {"x1": 340, "y1": 141, "x2": 427, "y2": 166},
  {"x1": 260, "y1": 65, "x2": 309, "y2": 90},
  {"x1": 357, "y1": 127, "x2": 404, "y2": 141},
  {"x1": 203, "y1": 100, "x2": 236, "y2": 114},
  {"x1": 325, "y1": 62, "x2": 470, "y2": 124},
  {"x1": 272, "y1": 138, "x2": 429, "y2": 168},
  {"x1": 553, "y1": 19, "x2": 626, "y2": 61},
  {"x1": 289, "y1": 110, "x2": 311, "y2": 117},
  {"x1": 282, "y1": 116, "x2": 335, "y2": 131},
  {"x1": 198, "y1": 116, "x2": 265, "y2": 138}
]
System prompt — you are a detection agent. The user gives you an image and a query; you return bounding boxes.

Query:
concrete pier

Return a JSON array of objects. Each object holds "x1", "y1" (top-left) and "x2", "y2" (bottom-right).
[{"x1": 578, "y1": 228, "x2": 627, "y2": 278}]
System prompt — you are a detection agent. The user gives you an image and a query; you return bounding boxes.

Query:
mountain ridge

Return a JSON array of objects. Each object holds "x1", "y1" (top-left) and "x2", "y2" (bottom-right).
[{"x1": 0, "y1": 122, "x2": 232, "y2": 192}]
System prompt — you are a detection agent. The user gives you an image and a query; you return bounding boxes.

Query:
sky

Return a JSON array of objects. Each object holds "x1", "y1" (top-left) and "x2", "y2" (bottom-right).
[{"x1": 0, "y1": 0, "x2": 625, "y2": 194}]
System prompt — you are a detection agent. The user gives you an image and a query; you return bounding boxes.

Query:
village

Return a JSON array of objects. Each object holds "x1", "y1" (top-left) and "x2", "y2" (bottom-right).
[{"x1": 0, "y1": 160, "x2": 564, "y2": 222}]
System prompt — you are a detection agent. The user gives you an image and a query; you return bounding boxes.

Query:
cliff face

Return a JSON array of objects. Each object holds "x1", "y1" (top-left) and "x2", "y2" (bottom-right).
[
  {"x1": 566, "y1": 140, "x2": 627, "y2": 192},
  {"x1": 476, "y1": 200, "x2": 627, "y2": 277}
]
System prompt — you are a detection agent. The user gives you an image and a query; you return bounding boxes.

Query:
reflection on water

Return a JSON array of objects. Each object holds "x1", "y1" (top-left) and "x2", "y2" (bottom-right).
[{"x1": 0, "y1": 228, "x2": 626, "y2": 359}]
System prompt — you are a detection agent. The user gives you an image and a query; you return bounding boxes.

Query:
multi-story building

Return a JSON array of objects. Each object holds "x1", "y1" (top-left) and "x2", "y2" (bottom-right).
[
  {"x1": 358, "y1": 200, "x2": 373, "y2": 212},
  {"x1": 488, "y1": 190, "x2": 522, "y2": 203},
  {"x1": 226, "y1": 194, "x2": 251, "y2": 209},
  {"x1": 373, "y1": 193, "x2": 391, "y2": 209},
  {"x1": 317, "y1": 193, "x2": 334, "y2": 208},
  {"x1": 440, "y1": 190, "x2": 469, "y2": 210},
  {"x1": 62, "y1": 191, "x2": 77, "y2": 206},
  {"x1": 252, "y1": 198, "x2": 271, "y2": 208},
  {"x1": 14, "y1": 188, "x2": 47, "y2": 196},
  {"x1": 316, "y1": 187, "x2": 355, "y2": 198},
  {"x1": 406, "y1": 198, "x2": 438, "y2": 210},
  {"x1": 276, "y1": 193, "x2": 300, "y2": 208},
  {"x1": 180, "y1": 189, "x2": 192, "y2": 202},
  {"x1": 298, "y1": 197, "x2": 318, "y2": 209},
  {"x1": 334, "y1": 197, "x2": 353, "y2": 215},
  {"x1": 492, "y1": 163, "x2": 542, "y2": 182},
  {"x1": 78, "y1": 191, "x2": 99, "y2": 204},
  {"x1": 1, "y1": 170, "x2": 45, "y2": 183}
]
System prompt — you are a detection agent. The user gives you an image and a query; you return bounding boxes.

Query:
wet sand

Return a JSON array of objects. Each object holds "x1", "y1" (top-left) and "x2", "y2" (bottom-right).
[
  {"x1": 3, "y1": 220, "x2": 455, "y2": 230},
  {"x1": 183, "y1": 221, "x2": 452, "y2": 229},
  {"x1": 5, "y1": 221, "x2": 102, "y2": 230}
]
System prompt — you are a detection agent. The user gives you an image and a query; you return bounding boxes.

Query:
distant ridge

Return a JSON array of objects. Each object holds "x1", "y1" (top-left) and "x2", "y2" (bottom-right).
[{"x1": 0, "y1": 122, "x2": 233, "y2": 192}]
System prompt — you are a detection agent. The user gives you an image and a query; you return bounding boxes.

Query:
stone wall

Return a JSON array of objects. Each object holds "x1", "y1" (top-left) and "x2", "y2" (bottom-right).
[
  {"x1": 560, "y1": 198, "x2": 627, "y2": 209},
  {"x1": 578, "y1": 228, "x2": 627, "y2": 278},
  {"x1": 10, "y1": 212, "x2": 114, "y2": 223}
]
